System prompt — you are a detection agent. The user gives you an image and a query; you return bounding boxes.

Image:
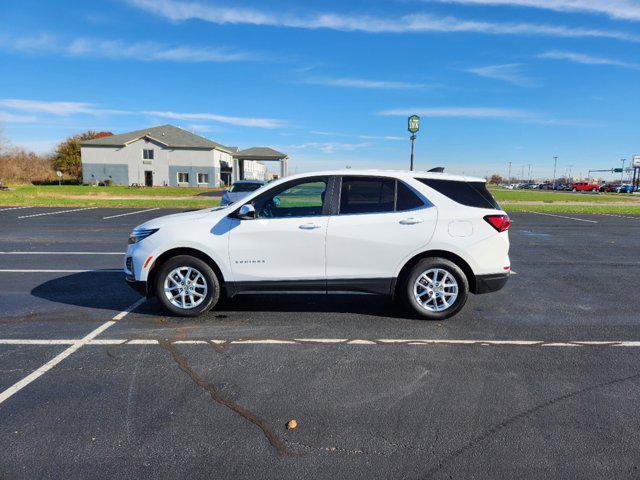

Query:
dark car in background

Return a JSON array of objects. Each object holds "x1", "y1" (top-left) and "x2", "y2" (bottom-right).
[{"x1": 599, "y1": 183, "x2": 621, "y2": 193}]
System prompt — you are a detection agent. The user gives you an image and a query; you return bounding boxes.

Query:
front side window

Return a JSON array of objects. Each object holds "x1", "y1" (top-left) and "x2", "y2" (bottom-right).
[
  {"x1": 252, "y1": 177, "x2": 328, "y2": 219},
  {"x1": 143, "y1": 149, "x2": 154, "y2": 160},
  {"x1": 197, "y1": 173, "x2": 209, "y2": 184},
  {"x1": 177, "y1": 172, "x2": 189, "y2": 183}
]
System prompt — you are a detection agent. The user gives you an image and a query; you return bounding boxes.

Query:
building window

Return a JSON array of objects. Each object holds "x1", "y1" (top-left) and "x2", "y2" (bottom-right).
[
  {"x1": 197, "y1": 173, "x2": 209, "y2": 184},
  {"x1": 177, "y1": 172, "x2": 189, "y2": 183},
  {"x1": 143, "y1": 149, "x2": 154, "y2": 160}
]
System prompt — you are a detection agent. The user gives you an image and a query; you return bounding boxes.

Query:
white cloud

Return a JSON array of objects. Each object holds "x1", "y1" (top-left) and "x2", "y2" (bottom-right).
[
  {"x1": 1, "y1": 33, "x2": 255, "y2": 63},
  {"x1": 144, "y1": 111, "x2": 287, "y2": 129},
  {"x1": 280, "y1": 142, "x2": 371, "y2": 153},
  {"x1": 538, "y1": 50, "x2": 640, "y2": 69},
  {"x1": 305, "y1": 77, "x2": 430, "y2": 89},
  {"x1": 358, "y1": 135, "x2": 405, "y2": 140},
  {"x1": 422, "y1": 0, "x2": 640, "y2": 22},
  {"x1": 0, "y1": 99, "x2": 123, "y2": 116},
  {"x1": 379, "y1": 106, "x2": 592, "y2": 126},
  {"x1": 127, "y1": 0, "x2": 640, "y2": 42},
  {"x1": 0, "y1": 111, "x2": 38, "y2": 123},
  {"x1": 379, "y1": 107, "x2": 531, "y2": 119},
  {"x1": 0, "y1": 99, "x2": 287, "y2": 129},
  {"x1": 466, "y1": 63, "x2": 537, "y2": 86}
]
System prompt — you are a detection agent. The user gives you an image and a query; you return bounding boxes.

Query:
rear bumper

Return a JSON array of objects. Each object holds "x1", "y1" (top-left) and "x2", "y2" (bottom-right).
[
  {"x1": 475, "y1": 272, "x2": 509, "y2": 294},
  {"x1": 125, "y1": 275, "x2": 147, "y2": 297}
]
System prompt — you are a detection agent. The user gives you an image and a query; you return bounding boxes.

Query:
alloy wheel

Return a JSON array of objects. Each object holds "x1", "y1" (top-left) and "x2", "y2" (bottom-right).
[
  {"x1": 163, "y1": 266, "x2": 208, "y2": 309},
  {"x1": 413, "y1": 268, "x2": 459, "y2": 312}
]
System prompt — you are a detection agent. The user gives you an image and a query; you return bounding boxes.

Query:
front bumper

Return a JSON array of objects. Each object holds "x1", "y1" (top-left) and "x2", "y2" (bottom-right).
[{"x1": 475, "y1": 272, "x2": 509, "y2": 294}]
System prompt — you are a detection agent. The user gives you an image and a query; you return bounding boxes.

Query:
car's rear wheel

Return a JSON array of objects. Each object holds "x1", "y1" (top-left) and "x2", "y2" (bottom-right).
[
  {"x1": 155, "y1": 255, "x2": 219, "y2": 317},
  {"x1": 404, "y1": 258, "x2": 469, "y2": 320}
]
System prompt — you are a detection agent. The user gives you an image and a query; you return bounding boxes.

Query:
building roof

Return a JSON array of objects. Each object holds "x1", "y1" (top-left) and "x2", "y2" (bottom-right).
[
  {"x1": 233, "y1": 147, "x2": 287, "y2": 159},
  {"x1": 80, "y1": 124, "x2": 235, "y2": 153}
]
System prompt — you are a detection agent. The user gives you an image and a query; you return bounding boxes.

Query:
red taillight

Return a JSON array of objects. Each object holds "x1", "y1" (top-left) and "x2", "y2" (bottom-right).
[{"x1": 484, "y1": 214, "x2": 510, "y2": 232}]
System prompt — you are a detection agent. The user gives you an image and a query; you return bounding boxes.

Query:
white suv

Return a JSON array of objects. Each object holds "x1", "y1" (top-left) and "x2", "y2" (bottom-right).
[{"x1": 125, "y1": 170, "x2": 510, "y2": 320}]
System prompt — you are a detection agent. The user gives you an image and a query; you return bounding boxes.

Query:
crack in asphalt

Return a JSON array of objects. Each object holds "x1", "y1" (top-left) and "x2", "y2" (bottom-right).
[
  {"x1": 157, "y1": 339, "x2": 288, "y2": 456},
  {"x1": 422, "y1": 370, "x2": 640, "y2": 478}
]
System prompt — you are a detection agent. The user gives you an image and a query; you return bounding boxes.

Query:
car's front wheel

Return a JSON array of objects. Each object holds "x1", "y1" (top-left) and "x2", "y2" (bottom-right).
[
  {"x1": 155, "y1": 255, "x2": 220, "y2": 317},
  {"x1": 404, "y1": 258, "x2": 469, "y2": 320}
]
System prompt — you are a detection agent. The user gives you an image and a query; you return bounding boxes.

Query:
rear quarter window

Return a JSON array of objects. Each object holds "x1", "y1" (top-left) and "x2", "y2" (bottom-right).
[{"x1": 416, "y1": 178, "x2": 501, "y2": 210}]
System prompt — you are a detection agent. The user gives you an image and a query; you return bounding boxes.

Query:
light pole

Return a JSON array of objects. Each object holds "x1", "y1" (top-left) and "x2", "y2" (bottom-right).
[
  {"x1": 408, "y1": 115, "x2": 420, "y2": 171},
  {"x1": 527, "y1": 164, "x2": 532, "y2": 183},
  {"x1": 621, "y1": 158, "x2": 626, "y2": 183},
  {"x1": 508, "y1": 161, "x2": 512, "y2": 183},
  {"x1": 552, "y1": 156, "x2": 558, "y2": 189},
  {"x1": 568, "y1": 164, "x2": 574, "y2": 181}
]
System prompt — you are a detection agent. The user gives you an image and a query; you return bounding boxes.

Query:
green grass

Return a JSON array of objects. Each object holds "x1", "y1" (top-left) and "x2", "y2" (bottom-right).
[
  {"x1": 490, "y1": 188, "x2": 639, "y2": 203},
  {"x1": 6, "y1": 184, "x2": 221, "y2": 197},
  {"x1": 0, "y1": 185, "x2": 221, "y2": 208},
  {"x1": 504, "y1": 203, "x2": 640, "y2": 214}
]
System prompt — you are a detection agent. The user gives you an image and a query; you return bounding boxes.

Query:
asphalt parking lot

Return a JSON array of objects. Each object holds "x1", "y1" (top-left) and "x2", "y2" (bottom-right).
[{"x1": 1, "y1": 205, "x2": 639, "y2": 479}]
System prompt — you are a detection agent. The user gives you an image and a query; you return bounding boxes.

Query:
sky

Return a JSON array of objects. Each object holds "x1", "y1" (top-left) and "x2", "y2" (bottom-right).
[{"x1": 1, "y1": 0, "x2": 639, "y2": 179}]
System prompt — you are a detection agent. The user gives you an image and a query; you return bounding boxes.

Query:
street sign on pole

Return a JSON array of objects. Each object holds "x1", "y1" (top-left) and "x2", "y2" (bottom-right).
[
  {"x1": 56, "y1": 170, "x2": 62, "y2": 186},
  {"x1": 633, "y1": 155, "x2": 640, "y2": 168},
  {"x1": 408, "y1": 115, "x2": 420, "y2": 134}
]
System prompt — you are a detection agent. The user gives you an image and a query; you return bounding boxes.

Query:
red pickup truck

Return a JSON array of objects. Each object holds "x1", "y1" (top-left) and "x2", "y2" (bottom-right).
[{"x1": 570, "y1": 181, "x2": 600, "y2": 192}]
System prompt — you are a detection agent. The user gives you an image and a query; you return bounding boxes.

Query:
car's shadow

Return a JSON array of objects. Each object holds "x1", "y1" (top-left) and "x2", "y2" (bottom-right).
[{"x1": 30, "y1": 271, "x2": 413, "y2": 319}]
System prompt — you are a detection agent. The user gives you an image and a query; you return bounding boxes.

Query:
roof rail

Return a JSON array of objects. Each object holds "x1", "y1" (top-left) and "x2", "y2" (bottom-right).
[{"x1": 428, "y1": 167, "x2": 445, "y2": 173}]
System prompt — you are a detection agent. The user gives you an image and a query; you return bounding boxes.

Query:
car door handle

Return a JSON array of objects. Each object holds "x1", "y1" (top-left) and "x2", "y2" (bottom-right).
[
  {"x1": 399, "y1": 218, "x2": 423, "y2": 225},
  {"x1": 299, "y1": 223, "x2": 323, "y2": 230}
]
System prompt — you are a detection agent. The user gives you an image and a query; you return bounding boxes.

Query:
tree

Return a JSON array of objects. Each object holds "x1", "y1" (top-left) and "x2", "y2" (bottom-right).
[
  {"x1": 51, "y1": 131, "x2": 102, "y2": 181},
  {"x1": 489, "y1": 174, "x2": 503, "y2": 185}
]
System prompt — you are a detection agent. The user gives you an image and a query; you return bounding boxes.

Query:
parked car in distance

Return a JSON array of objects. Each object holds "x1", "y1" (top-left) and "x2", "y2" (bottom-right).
[
  {"x1": 538, "y1": 183, "x2": 554, "y2": 190},
  {"x1": 553, "y1": 183, "x2": 568, "y2": 191},
  {"x1": 617, "y1": 184, "x2": 634, "y2": 193},
  {"x1": 599, "y1": 183, "x2": 621, "y2": 193},
  {"x1": 125, "y1": 170, "x2": 511, "y2": 320},
  {"x1": 570, "y1": 181, "x2": 600, "y2": 192},
  {"x1": 219, "y1": 180, "x2": 266, "y2": 206}
]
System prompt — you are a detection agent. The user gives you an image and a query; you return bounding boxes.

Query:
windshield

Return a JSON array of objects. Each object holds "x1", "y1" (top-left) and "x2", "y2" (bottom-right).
[{"x1": 229, "y1": 182, "x2": 263, "y2": 193}]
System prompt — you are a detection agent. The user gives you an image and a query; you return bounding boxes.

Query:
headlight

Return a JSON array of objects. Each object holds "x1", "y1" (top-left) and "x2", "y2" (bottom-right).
[{"x1": 128, "y1": 228, "x2": 159, "y2": 244}]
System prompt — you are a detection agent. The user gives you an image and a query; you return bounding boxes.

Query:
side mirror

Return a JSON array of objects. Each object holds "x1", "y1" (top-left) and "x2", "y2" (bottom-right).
[{"x1": 237, "y1": 204, "x2": 255, "y2": 220}]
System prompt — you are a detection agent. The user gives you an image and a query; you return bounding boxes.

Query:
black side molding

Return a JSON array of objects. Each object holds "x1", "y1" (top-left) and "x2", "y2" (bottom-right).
[
  {"x1": 227, "y1": 278, "x2": 394, "y2": 297},
  {"x1": 475, "y1": 272, "x2": 509, "y2": 294}
]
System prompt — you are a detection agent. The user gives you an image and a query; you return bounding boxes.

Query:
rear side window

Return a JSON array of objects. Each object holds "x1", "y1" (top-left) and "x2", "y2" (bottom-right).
[
  {"x1": 340, "y1": 177, "x2": 395, "y2": 214},
  {"x1": 396, "y1": 181, "x2": 424, "y2": 211},
  {"x1": 339, "y1": 177, "x2": 426, "y2": 214},
  {"x1": 416, "y1": 178, "x2": 500, "y2": 210}
]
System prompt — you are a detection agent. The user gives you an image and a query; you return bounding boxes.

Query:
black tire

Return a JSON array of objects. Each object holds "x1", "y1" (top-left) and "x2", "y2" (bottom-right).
[
  {"x1": 155, "y1": 255, "x2": 220, "y2": 317},
  {"x1": 403, "y1": 258, "x2": 469, "y2": 320}
]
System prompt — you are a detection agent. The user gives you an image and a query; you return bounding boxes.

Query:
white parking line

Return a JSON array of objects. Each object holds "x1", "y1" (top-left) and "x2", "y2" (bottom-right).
[
  {"x1": 18, "y1": 207, "x2": 98, "y2": 219},
  {"x1": 102, "y1": 208, "x2": 160, "y2": 219},
  {"x1": 527, "y1": 212, "x2": 598, "y2": 223},
  {"x1": 0, "y1": 206, "x2": 32, "y2": 212},
  {"x1": 0, "y1": 338, "x2": 638, "y2": 347},
  {"x1": 0, "y1": 298, "x2": 145, "y2": 406},
  {"x1": 0, "y1": 251, "x2": 123, "y2": 255},
  {"x1": 0, "y1": 269, "x2": 122, "y2": 273}
]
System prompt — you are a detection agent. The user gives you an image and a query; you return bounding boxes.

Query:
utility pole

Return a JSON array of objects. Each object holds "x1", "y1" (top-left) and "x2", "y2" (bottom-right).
[
  {"x1": 527, "y1": 164, "x2": 532, "y2": 182},
  {"x1": 508, "y1": 161, "x2": 512, "y2": 183},
  {"x1": 621, "y1": 158, "x2": 626, "y2": 183},
  {"x1": 408, "y1": 115, "x2": 420, "y2": 171},
  {"x1": 520, "y1": 165, "x2": 525, "y2": 182},
  {"x1": 552, "y1": 156, "x2": 558, "y2": 189},
  {"x1": 568, "y1": 164, "x2": 574, "y2": 180}
]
